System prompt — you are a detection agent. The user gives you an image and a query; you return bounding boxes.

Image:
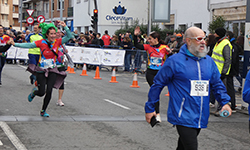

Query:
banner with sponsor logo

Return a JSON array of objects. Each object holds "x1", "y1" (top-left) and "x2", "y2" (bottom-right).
[
  {"x1": 101, "y1": 49, "x2": 125, "y2": 66},
  {"x1": 16, "y1": 48, "x2": 29, "y2": 60},
  {"x1": 6, "y1": 46, "x2": 17, "y2": 59},
  {"x1": 8, "y1": 46, "x2": 125, "y2": 66},
  {"x1": 65, "y1": 46, "x2": 125, "y2": 66}
]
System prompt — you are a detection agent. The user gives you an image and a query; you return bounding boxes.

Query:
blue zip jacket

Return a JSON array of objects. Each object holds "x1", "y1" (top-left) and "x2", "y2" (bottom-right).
[
  {"x1": 243, "y1": 70, "x2": 250, "y2": 120},
  {"x1": 145, "y1": 44, "x2": 230, "y2": 128}
]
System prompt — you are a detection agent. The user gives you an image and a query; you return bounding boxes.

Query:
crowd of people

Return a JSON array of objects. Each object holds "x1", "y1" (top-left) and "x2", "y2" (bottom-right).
[{"x1": 1, "y1": 22, "x2": 250, "y2": 149}]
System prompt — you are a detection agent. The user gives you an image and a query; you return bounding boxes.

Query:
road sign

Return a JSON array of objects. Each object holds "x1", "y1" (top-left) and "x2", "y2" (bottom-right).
[
  {"x1": 37, "y1": 15, "x2": 45, "y2": 23},
  {"x1": 26, "y1": 16, "x2": 34, "y2": 25},
  {"x1": 26, "y1": 9, "x2": 34, "y2": 16}
]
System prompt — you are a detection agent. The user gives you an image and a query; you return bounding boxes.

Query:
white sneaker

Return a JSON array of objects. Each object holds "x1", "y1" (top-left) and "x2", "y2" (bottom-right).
[
  {"x1": 56, "y1": 100, "x2": 65, "y2": 106},
  {"x1": 156, "y1": 114, "x2": 161, "y2": 122}
]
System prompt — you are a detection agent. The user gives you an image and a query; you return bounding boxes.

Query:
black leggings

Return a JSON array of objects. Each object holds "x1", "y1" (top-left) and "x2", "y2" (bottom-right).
[
  {"x1": 34, "y1": 72, "x2": 57, "y2": 111},
  {"x1": 146, "y1": 68, "x2": 160, "y2": 114},
  {"x1": 176, "y1": 125, "x2": 201, "y2": 150}
]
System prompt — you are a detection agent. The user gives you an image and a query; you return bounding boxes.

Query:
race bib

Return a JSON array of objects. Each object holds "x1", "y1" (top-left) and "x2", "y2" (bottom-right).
[
  {"x1": 40, "y1": 58, "x2": 55, "y2": 69},
  {"x1": 150, "y1": 57, "x2": 162, "y2": 66},
  {"x1": 190, "y1": 80, "x2": 209, "y2": 96}
]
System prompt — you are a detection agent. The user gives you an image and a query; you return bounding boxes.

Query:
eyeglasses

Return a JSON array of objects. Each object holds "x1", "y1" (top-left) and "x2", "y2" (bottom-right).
[{"x1": 189, "y1": 36, "x2": 206, "y2": 42}]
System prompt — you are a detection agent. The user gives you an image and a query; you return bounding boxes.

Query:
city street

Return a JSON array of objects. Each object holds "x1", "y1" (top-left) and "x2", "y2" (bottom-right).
[{"x1": 0, "y1": 64, "x2": 249, "y2": 150}]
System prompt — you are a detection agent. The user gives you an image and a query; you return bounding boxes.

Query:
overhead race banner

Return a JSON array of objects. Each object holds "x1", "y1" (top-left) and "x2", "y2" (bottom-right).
[{"x1": 6, "y1": 46, "x2": 126, "y2": 66}]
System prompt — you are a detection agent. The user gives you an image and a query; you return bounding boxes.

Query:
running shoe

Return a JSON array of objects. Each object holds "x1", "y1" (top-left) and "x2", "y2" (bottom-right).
[
  {"x1": 0, "y1": 82, "x2": 2, "y2": 87},
  {"x1": 56, "y1": 99, "x2": 65, "y2": 106},
  {"x1": 28, "y1": 87, "x2": 37, "y2": 102},
  {"x1": 40, "y1": 110, "x2": 50, "y2": 117},
  {"x1": 209, "y1": 102, "x2": 215, "y2": 108},
  {"x1": 156, "y1": 114, "x2": 162, "y2": 122}
]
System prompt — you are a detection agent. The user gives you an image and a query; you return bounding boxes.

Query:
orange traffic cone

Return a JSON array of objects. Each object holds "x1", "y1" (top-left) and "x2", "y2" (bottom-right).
[
  {"x1": 80, "y1": 64, "x2": 88, "y2": 76},
  {"x1": 130, "y1": 73, "x2": 140, "y2": 88},
  {"x1": 93, "y1": 66, "x2": 102, "y2": 79},
  {"x1": 109, "y1": 68, "x2": 118, "y2": 83},
  {"x1": 165, "y1": 92, "x2": 170, "y2": 96},
  {"x1": 69, "y1": 67, "x2": 76, "y2": 74},
  {"x1": 66, "y1": 66, "x2": 70, "y2": 72}
]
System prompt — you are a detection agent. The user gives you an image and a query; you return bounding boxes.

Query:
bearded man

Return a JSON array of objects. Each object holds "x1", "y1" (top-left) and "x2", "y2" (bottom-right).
[{"x1": 145, "y1": 27, "x2": 232, "y2": 150}]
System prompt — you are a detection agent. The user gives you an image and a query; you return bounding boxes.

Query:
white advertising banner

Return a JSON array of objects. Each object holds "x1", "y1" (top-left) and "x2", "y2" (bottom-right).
[
  {"x1": 67, "y1": 46, "x2": 83, "y2": 64},
  {"x1": 102, "y1": 49, "x2": 125, "y2": 66},
  {"x1": 7, "y1": 46, "x2": 126, "y2": 66},
  {"x1": 6, "y1": 46, "x2": 17, "y2": 59},
  {"x1": 80, "y1": 47, "x2": 102, "y2": 65},
  {"x1": 16, "y1": 48, "x2": 29, "y2": 60}
]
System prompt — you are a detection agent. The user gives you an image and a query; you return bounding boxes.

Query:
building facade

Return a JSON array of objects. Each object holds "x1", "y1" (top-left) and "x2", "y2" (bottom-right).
[
  {"x1": 74, "y1": 0, "x2": 148, "y2": 35},
  {"x1": 20, "y1": 0, "x2": 73, "y2": 31},
  {"x1": 167, "y1": 0, "x2": 246, "y2": 36},
  {"x1": 0, "y1": 0, "x2": 21, "y2": 31}
]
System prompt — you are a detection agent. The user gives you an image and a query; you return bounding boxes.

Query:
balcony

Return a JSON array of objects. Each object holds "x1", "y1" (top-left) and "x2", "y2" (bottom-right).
[
  {"x1": 0, "y1": 20, "x2": 9, "y2": 27},
  {"x1": 13, "y1": 0, "x2": 19, "y2": 5},
  {"x1": 1, "y1": 4, "x2": 10, "y2": 15},
  {"x1": 13, "y1": 12, "x2": 19, "y2": 18}
]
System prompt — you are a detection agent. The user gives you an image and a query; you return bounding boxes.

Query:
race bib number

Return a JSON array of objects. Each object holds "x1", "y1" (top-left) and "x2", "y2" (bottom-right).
[
  {"x1": 150, "y1": 57, "x2": 162, "y2": 66},
  {"x1": 40, "y1": 58, "x2": 55, "y2": 69},
  {"x1": 190, "y1": 80, "x2": 209, "y2": 96}
]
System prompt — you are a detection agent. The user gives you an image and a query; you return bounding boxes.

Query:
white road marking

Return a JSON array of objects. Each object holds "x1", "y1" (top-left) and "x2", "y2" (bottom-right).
[
  {"x1": 0, "y1": 140, "x2": 3, "y2": 145},
  {"x1": 0, "y1": 122, "x2": 27, "y2": 150},
  {"x1": 104, "y1": 99, "x2": 131, "y2": 110}
]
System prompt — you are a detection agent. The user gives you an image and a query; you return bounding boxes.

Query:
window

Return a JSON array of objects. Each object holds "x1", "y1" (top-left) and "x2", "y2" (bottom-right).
[
  {"x1": 52, "y1": 0, "x2": 54, "y2": 11},
  {"x1": 179, "y1": 24, "x2": 187, "y2": 31},
  {"x1": 45, "y1": 3, "x2": 49, "y2": 13},
  {"x1": 58, "y1": 0, "x2": 64, "y2": 10},
  {"x1": 194, "y1": 23, "x2": 202, "y2": 29},
  {"x1": 13, "y1": 6, "x2": 15, "y2": 12}
]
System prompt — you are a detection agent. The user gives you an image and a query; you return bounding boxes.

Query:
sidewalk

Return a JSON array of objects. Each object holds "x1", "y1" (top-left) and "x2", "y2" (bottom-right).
[{"x1": 210, "y1": 91, "x2": 249, "y2": 116}]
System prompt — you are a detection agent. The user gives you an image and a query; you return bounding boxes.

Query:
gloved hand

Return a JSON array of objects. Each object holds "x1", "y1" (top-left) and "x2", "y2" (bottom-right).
[{"x1": 220, "y1": 74, "x2": 226, "y2": 80}]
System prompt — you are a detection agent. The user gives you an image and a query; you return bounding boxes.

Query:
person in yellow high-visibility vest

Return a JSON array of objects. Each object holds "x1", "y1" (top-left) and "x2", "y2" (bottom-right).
[
  {"x1": 26, "y1": 24, "x2": 43, "y2": 84},
  {"x1": 211, "y1": 27, "x2": 232, "y2": 116}
]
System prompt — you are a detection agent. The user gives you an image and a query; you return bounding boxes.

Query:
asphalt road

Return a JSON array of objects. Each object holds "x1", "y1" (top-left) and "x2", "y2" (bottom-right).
[{"x1": 0, "y1": 64, "x2": 249, "y2": 150}]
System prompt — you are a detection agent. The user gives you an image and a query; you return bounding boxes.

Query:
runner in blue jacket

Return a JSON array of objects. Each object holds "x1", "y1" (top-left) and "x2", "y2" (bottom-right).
[
  {"x1": 243, "y1": 70, "x2": 250, "y2": 133},
  {"x1": 145, "y1": 27, "x2": 232, "y2": 150}
]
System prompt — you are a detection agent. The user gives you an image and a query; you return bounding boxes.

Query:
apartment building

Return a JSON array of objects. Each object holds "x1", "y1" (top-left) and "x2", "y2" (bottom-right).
[
  {"x1": 21, "y1": 0, "x2": 73, "y2": 31},
  {"x1": 0, "y1": 0, "x2": 22, "y2": 31}
]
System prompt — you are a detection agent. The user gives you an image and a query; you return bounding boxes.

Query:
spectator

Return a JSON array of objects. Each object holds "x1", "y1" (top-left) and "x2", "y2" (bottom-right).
[
  {"x1": 164, "y1": 32, "x2": 171, "y2": 44},
  {"x1": 110, "y1": 35, "x2": 121, "y2": 47},
  {"x1": 102, "y1": 30, "x2": 111, "y2": 46},
  {"x1": 121, "y1": 36, "x2": 133, "y2": 72},
  {"x1": 226, "y1": 31, "x2": 240, "y2": 111},
  {"x1": 97, "y1": 33, "x2": 104, "y2": 47},
  {"x1": 167, "y1": 35, "x2": 177, "y2": 49},
  {"x1": 206, "y1": 34, "x2": 216, "y2": 56},
  {"x1": 78, "y1": 34, "x2": 88, "y2": 46},
  {"x1": 211, "y1": 27, "x2": 232, "y2": 116}
]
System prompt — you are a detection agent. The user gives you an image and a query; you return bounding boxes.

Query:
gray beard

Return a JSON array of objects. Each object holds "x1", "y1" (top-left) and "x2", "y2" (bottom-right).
[{"x1": 189, "y1": 43, "x2": 208, "y2": 58}]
